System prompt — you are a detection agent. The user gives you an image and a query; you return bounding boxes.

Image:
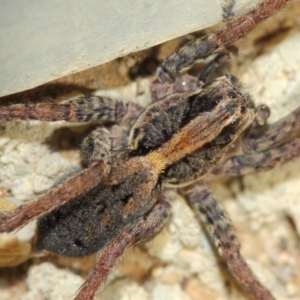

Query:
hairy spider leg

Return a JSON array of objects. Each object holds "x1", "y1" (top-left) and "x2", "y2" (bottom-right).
[
  {"x1": 243, "y1": 106, "x2": 300, "y2": 153},
  {"x1": 181, "y1": 183, "x2": 275, "y2": 300},
  {"x1": 75, "y1": 195, "x2": 171, "y2": 300},
  {"x1": 159, "y1": 0, "x2": 291, "y2": 80},
  {"x1": 0, "y1": 128, "x2": 112, "y2": 232},
  {"x1": 215, "y1": 106, "x2": 300, "y2": 176},
  {"x1": 0, "y1": 95, "x2": 143, "y2": 127}
]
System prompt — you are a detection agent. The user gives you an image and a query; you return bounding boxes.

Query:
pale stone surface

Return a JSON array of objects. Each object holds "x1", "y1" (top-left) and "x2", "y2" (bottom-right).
[
  {"x1": 152, "y1": 283, "x2": 192, "y2": 300},
  {"x1": 0, "y1": 0, "x2": 262, "y2": 96},
  {"x1": 99, "y1": 278, "x2": 151, "y2": 300},
  {"x1": 0, "y1": 122, "x2": 75, "y2": 203},
  {"x1": 22, "y1": 263, "x2": 84, "y2": 300}
]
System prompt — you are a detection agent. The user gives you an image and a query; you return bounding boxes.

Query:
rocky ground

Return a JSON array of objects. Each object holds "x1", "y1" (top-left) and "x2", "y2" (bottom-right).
[{"x1": 0, "y1": 2, "x2": 300, "y2": 299}]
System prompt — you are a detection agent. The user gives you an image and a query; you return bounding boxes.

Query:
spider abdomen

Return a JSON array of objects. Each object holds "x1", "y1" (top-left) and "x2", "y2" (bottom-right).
[{"x1": 35, "y1": 154, "x2": 161, "y2": 256}]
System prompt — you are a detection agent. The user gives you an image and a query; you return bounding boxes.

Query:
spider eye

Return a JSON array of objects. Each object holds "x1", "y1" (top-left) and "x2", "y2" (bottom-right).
[
  {"x1": 228, "y1": 91, "x2": 237, "y2": 99},
  {"x1": 212, "y1": 98, "x2": 221, "y2": 107},
  {"x1": 226, "y1": 74, "x2": 240, "y2": 86}
]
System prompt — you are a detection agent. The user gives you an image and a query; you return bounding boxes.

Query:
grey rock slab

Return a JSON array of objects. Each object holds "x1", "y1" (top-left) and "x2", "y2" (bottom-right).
[{"x1": 0, "y1": 0, "x2": 261, "y2": 96}]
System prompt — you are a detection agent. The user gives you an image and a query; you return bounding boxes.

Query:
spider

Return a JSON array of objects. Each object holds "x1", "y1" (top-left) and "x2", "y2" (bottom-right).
[{"x1": 0, "y1": 0, "x2": 298, "y2": 299}]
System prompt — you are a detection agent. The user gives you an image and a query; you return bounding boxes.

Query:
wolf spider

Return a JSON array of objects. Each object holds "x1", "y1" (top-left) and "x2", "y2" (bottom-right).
[{"x1": 0, "y1": 0, "x2": 297, "y2": 299}]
